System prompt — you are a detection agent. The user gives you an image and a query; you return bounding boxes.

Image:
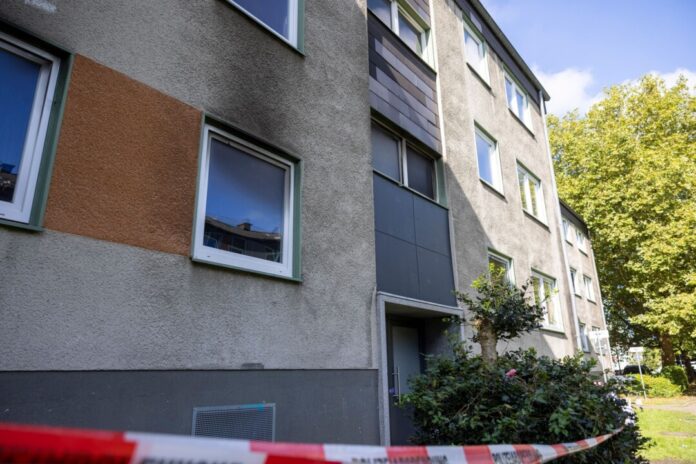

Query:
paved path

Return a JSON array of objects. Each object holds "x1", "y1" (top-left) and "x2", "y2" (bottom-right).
[{"x1": 641, "y1": 397, "x2": 696, "y2": 415}]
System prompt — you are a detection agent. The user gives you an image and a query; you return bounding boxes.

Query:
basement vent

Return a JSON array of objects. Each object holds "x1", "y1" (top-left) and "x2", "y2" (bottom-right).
[{"x1": 192, "y1": 403, "x2": 276, "y2": 441}]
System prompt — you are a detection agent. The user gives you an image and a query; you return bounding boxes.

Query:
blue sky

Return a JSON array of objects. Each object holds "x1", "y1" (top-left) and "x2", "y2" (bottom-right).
[{"x1": 481, "y1": 0, "x2": 696, "y2": 115}]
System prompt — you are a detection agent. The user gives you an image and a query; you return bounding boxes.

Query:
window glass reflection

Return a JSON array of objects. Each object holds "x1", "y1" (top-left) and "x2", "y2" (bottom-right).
[
  {"x1": 233, "y1": 0, "x2": 291, "y2": 40},
  {"x1": 368, "y1": 0, "x2": 392, "y2": 27},
  {"x1": 204, "y1": 139, "x2": 286, "y2": 263},
  {"x1": 406, "y1": 147, "x2": 434, "y2": 199},
  {"x1": 0, "y1": 47, "x2": 40, "y2": 204},
  {"x1": 398, "y1": 13, "x2": 422, "y2": 55},
  {"x1": 371, "y1": 125, "x2": 401, "y2": 181}
]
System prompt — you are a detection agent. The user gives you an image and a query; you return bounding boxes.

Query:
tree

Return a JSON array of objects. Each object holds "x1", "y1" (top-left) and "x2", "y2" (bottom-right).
[
  {"x1": 548, "y1": 74, "x2": 696, "y2": 366},
  {"x1": 453, "y1": 268, "x2": 546, "y2": 363}
]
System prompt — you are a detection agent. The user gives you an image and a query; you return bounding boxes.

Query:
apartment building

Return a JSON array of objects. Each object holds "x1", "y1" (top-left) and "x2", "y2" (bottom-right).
[
  {"x1": 0, "y1": 0, "x2": 609, "y2": 446},
  {"x1": 560, "y1": 200, "x2": 612, "y2": 375}
]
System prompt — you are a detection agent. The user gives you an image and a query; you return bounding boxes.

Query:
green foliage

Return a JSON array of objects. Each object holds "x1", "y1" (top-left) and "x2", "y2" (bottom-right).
[
  {"x1": 453, "y1": 269, "x2": 546, "y2": 361},
  {"x1": 627, "y1": 374, "x2": 682, "y2": 397},
  {"x1": 659, "y1": 366, "x2": 688, "y2": 391},
  {"x1": 402, "y1": 347, "x2": 649, "y2": 462},
  {"x1": 548, "y1": 74, "x2": 696, "y2": 355}
]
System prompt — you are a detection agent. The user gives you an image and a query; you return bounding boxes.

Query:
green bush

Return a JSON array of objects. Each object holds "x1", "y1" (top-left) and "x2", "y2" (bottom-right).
[
  {"x1": 660, "y1": 366, "x2": 688, "y2": 391},
  {"x1": 402, "y1": 348, "x2": 649, "y2": 463},
  {"x1": 628, "y1": 374, "x2": 683, "y2": 397}
]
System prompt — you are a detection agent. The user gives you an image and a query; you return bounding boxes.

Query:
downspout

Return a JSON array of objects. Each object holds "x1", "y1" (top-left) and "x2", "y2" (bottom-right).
[{"x1": 538, "y1": 91, "x2": 583, "y2": 352}]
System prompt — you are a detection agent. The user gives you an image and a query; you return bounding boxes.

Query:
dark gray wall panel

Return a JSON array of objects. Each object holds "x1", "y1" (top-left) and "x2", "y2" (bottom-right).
[
  {"x1": 0, "y1": 370, "x2": 380, "y2": 445},
  {"x1": 413, "y1": 195, "x2": 451, "y2": 256},
  {"x1": 373, "y1": 174, "x2": 416, "y2": 243},
  {"x1": 375, "y1": 231, "x2": 420, "y2": 299},
  {"x1": 373, "y1": 174, "x2": 454, "y2": 305},
  {"x1": 416, "y1": 248, "x2": 456, "y2": 305},
  {"x1": 368, "y1": 13, "x2": 441, "y2": 154}
]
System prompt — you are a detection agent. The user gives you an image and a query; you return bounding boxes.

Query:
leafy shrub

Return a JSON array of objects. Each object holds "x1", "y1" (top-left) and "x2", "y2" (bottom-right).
[
  {"x1": 628, "y1": 374, "x2": 683, "y2": 397},
  {"x1": 402, "y1": 347, "x2": 649, "y2": 463},
  {"x1": 660, "y1": 365, "x2": 688, "y2": 391}
]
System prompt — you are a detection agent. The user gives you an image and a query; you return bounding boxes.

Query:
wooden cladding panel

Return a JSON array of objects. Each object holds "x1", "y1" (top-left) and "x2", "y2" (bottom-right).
[{"x1": 367, "y1": 13, "x2": 440, "y2": 153}]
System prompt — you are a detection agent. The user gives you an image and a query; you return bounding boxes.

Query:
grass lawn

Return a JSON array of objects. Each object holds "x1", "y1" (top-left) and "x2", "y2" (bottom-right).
[{"x1": 636, "y1": 407, "x2": 696, "y2": 463}]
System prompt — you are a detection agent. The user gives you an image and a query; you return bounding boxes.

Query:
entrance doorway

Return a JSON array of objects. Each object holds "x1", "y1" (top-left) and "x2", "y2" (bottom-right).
[{"x1": 387, "y1": 318, "x2": 424, "y2": 445}]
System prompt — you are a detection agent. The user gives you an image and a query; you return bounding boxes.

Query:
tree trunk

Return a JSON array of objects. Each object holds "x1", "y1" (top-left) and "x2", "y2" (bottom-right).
[
  {"x1": 477, "y1": 321, "x2": 498, "y2": 364},
  {"x1": 660, "y1": 333, "x2": 676, "y2": 366},
  {"x1": 683, "y1": 353, "x2": 696, "y2": 383}
]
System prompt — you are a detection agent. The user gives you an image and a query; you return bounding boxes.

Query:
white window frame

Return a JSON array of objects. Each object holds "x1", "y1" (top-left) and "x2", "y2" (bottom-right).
[
  {"x1": 583, "y1": 274, "x2": 596, "y2": 302},
  {"x1": 474, "y1": 126, "x2": 503, "y2": 194},
  {"x1": 371, "y1": 0, "x2": 433, "y2": 64},
  {"x1": 576, "y1": 229, "x2": 588, "y2": 254},
  {"x1": 193, "y1": 125, "x2": 295, "y2": 277},
  {"x1": 487, "y1": 249, "x2": 515, "y2": 284},
  {"x1": 228, "y1": 0, "x2": 299, "y2": 48},
  {"x1": 517, "y1": 163, "x2": 546, "y2": 222},
  {"x1": 462, "y1": 20, "x2": 489, "y2": 83},
  {"x1": 562, "y1": 218, "x2": 574, "y2": 245},
  {"x1": 532, "y1": 271, "x2": 563, "y2": 331},
  {"x1": 579, "y1": 321, "x2": 590, "y2": 352},
  {"x1": 569, "y1": 267, "x2": 581, "y2": 297},
  {"x1": 0, "y1": 32, "x2": 60, "y2": 224},
  {"x1": 504, "y1": 72, "x2": 533, "y2": 130}
]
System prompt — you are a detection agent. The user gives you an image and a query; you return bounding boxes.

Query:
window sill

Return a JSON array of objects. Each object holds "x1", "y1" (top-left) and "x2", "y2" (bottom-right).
[
  {"x1": 587, "y1": 299, "x2": 597, "y2": 305},
  {"x1": 522, "y1": 210, "x2": 549, "y2": 230},
  {"x1": 466, "y1": 63, "x2": 493, "y2": 93},
  {"x1": 192, "y1": 256, "x2": 302, "y2": 283},
  {"x1": 540, "y1": 326, "x2": 567, "y2": 336},
  {"x1": 507, "y1": 108, "x2": 535, "y2": 138},
  {"x1": 574, "y1": 293, "x2": 583, "y2": 299},
  {"x1": 0, "y1": 218, "x2": 43, "y2": 232},
  {"x1": 579, "y1": 249, "x2": 589, "y2": 256},
  {"x1": 224, "y1": 0, "x2": 305, "y2": 56},
  {"x1": 479, "y1": 178, "x2": 505, "y2": 200},
  {"x1": 565, "y1": 239, "x2": 573, "y2": 246}
]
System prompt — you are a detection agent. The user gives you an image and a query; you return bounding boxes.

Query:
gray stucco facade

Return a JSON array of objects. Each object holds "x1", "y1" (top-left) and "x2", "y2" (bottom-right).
[{"x1": 0, "y1": 0, "x2": 609, "y2": 445}]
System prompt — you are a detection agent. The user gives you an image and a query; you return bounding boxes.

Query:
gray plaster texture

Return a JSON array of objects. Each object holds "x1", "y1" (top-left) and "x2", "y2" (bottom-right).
[
  {"x1": 563, "y1": 229, "x2": 611, "y2": 368},
  {"x1": 0, "y1": 229, "x2": 372, "y2": 370},
  {"x1": 433, "y1": 0, "x2": 576, "y2": 359},
  {"x1": 0, "y1": 1, "x2": 378, "y2": 370},
  {"x1": 0, "y1": 369, "x2": 381, "y2": 444}
]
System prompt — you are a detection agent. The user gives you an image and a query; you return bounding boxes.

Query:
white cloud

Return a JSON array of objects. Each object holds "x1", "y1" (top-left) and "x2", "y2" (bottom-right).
[
  {"x1": 532, "y1": 67, "x2": 602, "y2": 116},
  {"x1": 646, "y1": 68, "x2": 696, "y2": 92},
  {"x1": 533, "y1": 67, "x2": 695, "y2": 116}
]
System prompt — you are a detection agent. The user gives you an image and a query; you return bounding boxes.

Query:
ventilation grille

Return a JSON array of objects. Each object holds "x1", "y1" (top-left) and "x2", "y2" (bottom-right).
[{"x1": 192, "y1": 404, "x2": 275, "y2": 441}]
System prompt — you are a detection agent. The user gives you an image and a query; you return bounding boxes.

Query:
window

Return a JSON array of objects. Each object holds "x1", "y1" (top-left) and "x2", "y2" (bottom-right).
[
  {"x1": 463, "y1": 21, "x2": 489, "y2": 82},
  {"x1": 368, "y1": 0, "x2": 431, "y2": 62},
  {"x1": 193, "y1": 125, "x2": 298, "y2": 278},
  {"x1": 0, "y1": 33, "x2": 60, "y2": 224},
  {"x1": 532, "y1": 272, "x2": 562, "y2": 330},
  {"x1": 579, "y1": 321, "x2": 590, "y2": 352},
  {"x1": 229, "y1": 0, "x2": 300, "y2": 48},
  {"x1": 569, "y1": 267, "x2": 581, "y2": 296},
  {"x1": 583, "y1": 275, "x2": 595, "y2": 302},
  {"x1": 488, "y1": 250, "x2": 514, "y2": 284},
  {"x1": 371, "y1": 123, "x2": 437, "y2": 201},
  {"x1": 504, "y1": 73, "x2": 532, "y2": 129},
  {"x1": 576, "y1": 230, "x2": 588, "y2": 253},
  {"x1": 475, "y1": 127, "x2": 503, "y2": 192},
  {"x1": 517, "y1": 164, "x2": 545, "y2": 222},
  {"x1": 562, "y1": 219, "x2": 573, "y2": 244}
]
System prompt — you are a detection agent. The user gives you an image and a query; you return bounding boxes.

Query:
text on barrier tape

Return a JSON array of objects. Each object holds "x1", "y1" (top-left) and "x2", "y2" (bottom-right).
[{"x1": 0, "y1": 422, "x2": 622, "y2": 464}]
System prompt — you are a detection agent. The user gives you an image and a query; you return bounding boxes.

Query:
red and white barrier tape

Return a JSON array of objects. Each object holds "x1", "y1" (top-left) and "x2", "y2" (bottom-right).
[{"x1": 0, "y1": 422, "x2": 622, "y2": 464}]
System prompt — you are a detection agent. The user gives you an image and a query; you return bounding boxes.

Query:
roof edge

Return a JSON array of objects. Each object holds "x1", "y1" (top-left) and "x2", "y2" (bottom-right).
[{"x1": 469, "y1": 0, "x2": 550, "y2": 101}]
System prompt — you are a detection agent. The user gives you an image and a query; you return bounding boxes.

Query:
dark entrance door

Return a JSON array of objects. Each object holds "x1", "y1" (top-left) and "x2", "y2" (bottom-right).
[{"x1": 387, "y1": 318, "x2": 424, "y2": 445}]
